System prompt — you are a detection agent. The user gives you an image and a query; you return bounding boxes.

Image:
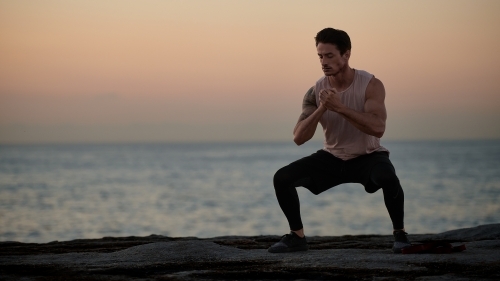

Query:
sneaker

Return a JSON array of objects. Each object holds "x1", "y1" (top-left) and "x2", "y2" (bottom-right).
[
  {"x1": 268, "y1": 231, "x2": 309, "y2": 253},
  {"x1": 392, "y1": 230, "x2": 411, "y2": 253}
]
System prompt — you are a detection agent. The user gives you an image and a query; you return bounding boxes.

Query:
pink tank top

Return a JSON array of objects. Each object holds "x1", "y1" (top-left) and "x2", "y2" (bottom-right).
[{"x1": 315, "y1": 69, "x2": 388, "y2": 160}]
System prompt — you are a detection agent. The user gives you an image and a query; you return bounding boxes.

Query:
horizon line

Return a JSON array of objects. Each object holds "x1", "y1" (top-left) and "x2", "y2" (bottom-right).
[{"x1": 1, "y1": 138, "x2": 499, "y2": 146}]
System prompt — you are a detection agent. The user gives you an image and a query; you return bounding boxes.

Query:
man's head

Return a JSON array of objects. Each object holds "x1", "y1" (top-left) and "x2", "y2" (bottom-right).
[
  {"x1": 315, "y1": 28, "x2": 351, "y2": 76},
  {"x1": 315, "y1": 28, "x2": 351, "y2": 55}
]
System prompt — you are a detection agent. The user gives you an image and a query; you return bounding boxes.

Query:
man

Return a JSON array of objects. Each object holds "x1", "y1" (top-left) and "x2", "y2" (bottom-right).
[{"x1": 268, "y1": 27, "x2": 410, "y2": 254}]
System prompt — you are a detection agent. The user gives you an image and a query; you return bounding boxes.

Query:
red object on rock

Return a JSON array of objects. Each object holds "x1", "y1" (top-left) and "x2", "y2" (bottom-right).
[{"x1": 402, "y1": 242, "x2": 466, "y2": 254}]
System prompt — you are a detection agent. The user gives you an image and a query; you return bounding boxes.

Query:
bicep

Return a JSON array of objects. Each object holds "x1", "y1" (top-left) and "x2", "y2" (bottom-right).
[
  {"x1": 364, "y1": 78, "x2": 387, "y2": 121},
  {"x1": 297, "y1": 86, "x2": 317, "y2": 122}
]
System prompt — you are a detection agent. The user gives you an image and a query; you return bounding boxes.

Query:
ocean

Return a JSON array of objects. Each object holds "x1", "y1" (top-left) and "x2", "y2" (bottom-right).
[{"x1": 1, "y1": 140, "x2": 499, "y2": 243}]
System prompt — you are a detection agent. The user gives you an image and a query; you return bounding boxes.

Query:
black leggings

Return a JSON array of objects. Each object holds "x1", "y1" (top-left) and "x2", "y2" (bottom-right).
[{"x1": 273, "y1": 150, "x2": 404, "y2": 231}]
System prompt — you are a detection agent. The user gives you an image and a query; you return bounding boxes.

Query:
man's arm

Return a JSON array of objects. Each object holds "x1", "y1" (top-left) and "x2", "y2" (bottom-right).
[
  {"x1": 293, "y1": 86, "x2": 327, "y2": 145},
  {"x1": 319, "y1": 77, "x2": 387, "y2": 138}
]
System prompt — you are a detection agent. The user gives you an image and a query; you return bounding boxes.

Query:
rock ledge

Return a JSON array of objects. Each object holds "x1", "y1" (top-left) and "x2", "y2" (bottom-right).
[{"x1": 1, "y1": 224, "x2": 499, "y2": 280}]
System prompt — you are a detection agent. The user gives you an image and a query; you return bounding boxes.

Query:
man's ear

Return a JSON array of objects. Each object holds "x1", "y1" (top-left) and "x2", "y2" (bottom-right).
[{"x1": 343, "y1": 50, "x2": 351, "y2": 61}]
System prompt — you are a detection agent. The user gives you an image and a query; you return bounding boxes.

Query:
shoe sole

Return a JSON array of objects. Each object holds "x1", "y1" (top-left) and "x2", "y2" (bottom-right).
[
  {"x1": 268, "y1": 244, "x2": 309, "y2": 253},
  {"x1": 393, "y1": 244, "x2": 411, "y2": 254}
]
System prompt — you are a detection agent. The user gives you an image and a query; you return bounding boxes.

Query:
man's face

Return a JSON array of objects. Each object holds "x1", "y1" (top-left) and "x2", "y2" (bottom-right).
[{"x1": 317, "y1": 43, "x2": 350, "y2": 76}]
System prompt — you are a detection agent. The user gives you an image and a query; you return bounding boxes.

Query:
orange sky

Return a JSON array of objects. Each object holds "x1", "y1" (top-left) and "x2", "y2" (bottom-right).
[{"x1": 1, "y1": 0, "x2": 499, "y2": 143}]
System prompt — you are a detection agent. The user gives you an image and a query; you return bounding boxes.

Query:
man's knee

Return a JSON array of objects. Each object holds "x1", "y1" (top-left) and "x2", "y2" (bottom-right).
[
  {"x1": 274, "y1": 166, "x2": 292, "y2": 190},
  {"x1": 369, "y1": 164, "x2": 402, "y2": 197},
  {"x1": 274, "y1": 166, "x2": 311, "y2": 190}
]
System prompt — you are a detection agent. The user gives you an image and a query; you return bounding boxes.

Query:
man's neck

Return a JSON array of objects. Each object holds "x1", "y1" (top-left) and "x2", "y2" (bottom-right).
[{"x1": 328, "y1": 67, "x2": 354, "y2": 91}]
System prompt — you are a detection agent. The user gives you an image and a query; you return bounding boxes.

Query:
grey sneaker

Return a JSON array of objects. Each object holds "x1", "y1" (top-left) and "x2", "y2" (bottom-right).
[
  {"x1": 268, "y1": 232, "x2": 309, "y2": 253},
  {"x1": 392, "y1": 230, "x2": 411, "y2": 253}
]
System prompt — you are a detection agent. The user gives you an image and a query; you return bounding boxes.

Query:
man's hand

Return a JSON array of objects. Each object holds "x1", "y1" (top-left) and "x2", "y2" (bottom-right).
[{"x1": 319, "y1": 88, "x2": 344, "y2": 112}]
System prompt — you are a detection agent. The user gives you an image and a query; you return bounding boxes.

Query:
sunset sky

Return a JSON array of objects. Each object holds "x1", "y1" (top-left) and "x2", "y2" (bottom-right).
[{"x1": 1, "y1": 0, "x2": 499, "y2": 144}]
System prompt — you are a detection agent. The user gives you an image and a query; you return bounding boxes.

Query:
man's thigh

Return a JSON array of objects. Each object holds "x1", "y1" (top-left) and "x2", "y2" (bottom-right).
[{"x1": 344, "y1": 151, "x2": 396, "y2": 193}]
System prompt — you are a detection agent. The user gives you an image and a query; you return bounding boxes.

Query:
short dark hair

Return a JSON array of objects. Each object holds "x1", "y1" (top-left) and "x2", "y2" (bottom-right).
[{"x1": 315, "y1": 28, "x2": 351, "y2": 55}]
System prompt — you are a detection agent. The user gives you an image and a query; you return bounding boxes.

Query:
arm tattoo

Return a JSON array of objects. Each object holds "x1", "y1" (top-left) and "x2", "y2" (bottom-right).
[{"x1": 298, "y1": 86, "x2": 317, "y2": 122}]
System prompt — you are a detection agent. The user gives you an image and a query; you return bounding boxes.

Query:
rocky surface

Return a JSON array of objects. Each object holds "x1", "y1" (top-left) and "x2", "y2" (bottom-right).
[{"x1": 1, "y1": 224, "x2": 499, "y2": 280}]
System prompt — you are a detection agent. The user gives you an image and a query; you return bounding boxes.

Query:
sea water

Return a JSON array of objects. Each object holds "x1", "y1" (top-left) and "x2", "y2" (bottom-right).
[{"x1": 1, "y1": 140, "x2": 499, "y2": 243}]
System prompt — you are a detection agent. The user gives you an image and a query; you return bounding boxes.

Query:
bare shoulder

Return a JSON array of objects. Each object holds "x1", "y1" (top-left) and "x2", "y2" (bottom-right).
[
  {"x1": 366, "y1": 76, "x2": 385, "y2": 101},
  {"x1": 364, "y1": 76, "x2": 387, "y2": 119}
]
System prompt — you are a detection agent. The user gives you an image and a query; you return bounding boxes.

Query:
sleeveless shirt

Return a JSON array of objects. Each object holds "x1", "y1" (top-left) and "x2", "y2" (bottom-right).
[{"x1": 314, "y1": 69, "x2": 388, "y2": 160}]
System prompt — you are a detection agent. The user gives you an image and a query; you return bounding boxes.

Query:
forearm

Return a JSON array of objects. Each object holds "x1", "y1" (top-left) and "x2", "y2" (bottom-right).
[
  {"x1": 293, "y1": 105, "x2": 327, "y2": 145},
  {"x1": 337, "y1": 106, "x2": 385, "y2": 138}
]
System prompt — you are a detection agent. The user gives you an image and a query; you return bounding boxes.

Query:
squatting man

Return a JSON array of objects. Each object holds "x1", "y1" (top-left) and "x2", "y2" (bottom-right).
[{"x1": 268, "y1": 27, "x2": 411, "y2": 254}]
